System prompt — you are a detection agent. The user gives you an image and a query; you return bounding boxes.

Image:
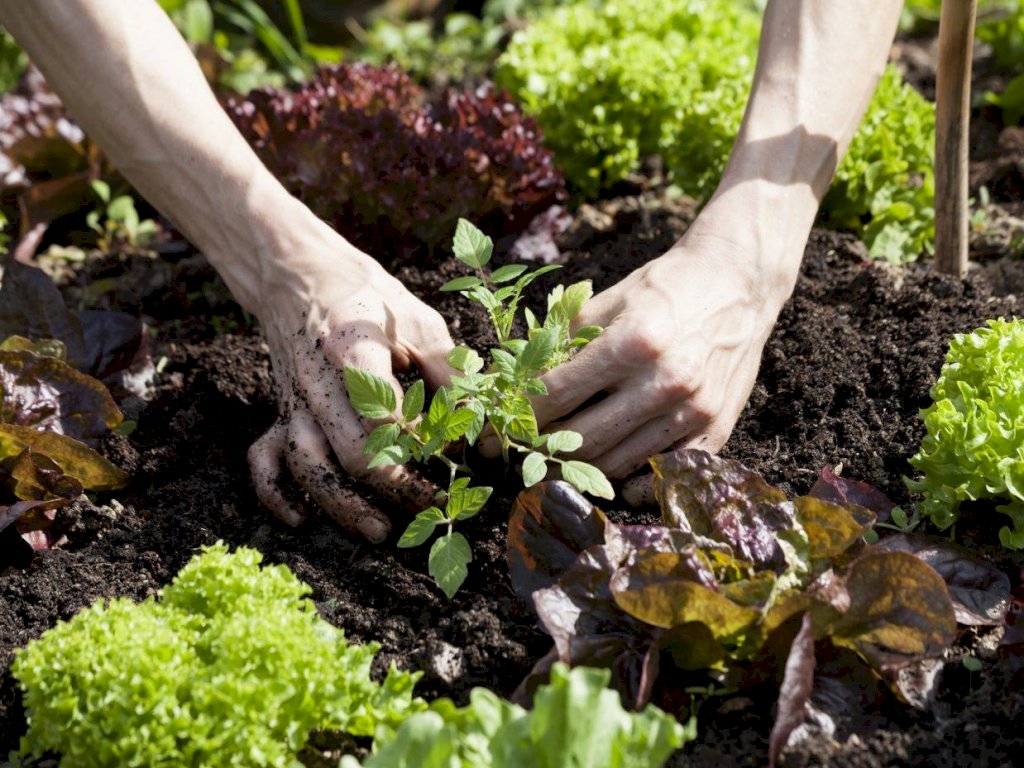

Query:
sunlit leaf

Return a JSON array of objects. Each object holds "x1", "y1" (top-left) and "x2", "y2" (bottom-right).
[{"x1": 429, "y1": 532, "x2": 472, "y2": 599}]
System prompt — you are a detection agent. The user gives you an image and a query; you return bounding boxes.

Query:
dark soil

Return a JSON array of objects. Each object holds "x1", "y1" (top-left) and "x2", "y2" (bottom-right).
[
  {"x1": 6, "y1": 35, "x2": 1024, "y2": 768},
  {"x1": 5, "y1": 189, "x2": 1024, "y2": 766}
]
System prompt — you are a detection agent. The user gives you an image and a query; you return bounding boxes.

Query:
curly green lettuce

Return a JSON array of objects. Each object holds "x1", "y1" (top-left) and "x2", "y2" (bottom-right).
[
  {"x1": 13, "y1": 543, "x2": 423, "y2": 767},
  {"x1": 496, "y1": 0, "x2": 936, "y2": 263},
  {"x1": 907, "y1": 319, "x2": 1024, "y2": 548}
]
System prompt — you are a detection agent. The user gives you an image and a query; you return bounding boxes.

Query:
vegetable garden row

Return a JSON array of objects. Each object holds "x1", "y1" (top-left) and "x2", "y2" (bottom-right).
[{"x1": 3, "y1": 1, "x2": 1024, "y2": 766}]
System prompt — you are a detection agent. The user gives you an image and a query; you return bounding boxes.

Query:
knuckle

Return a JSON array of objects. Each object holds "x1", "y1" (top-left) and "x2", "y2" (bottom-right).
[{"x1": 653, "y1": 366, "x2": 700, "y2": 404}]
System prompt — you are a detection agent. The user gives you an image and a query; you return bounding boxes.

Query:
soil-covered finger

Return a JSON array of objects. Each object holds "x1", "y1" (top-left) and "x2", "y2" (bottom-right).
[
  {"x1": 248, "y1": 422, "x2": 308, "y2": 527},
  {"x1": 285, "y1": 411, "x2": 392, "y2": 542}
]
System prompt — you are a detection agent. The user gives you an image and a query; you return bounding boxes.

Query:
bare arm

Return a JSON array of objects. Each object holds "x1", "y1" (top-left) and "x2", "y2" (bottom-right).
[
  {"x1": 0, "y1": 0, "x2": 455, "y2": 538},
  {"x1": 534, "y1": 0, "x2": 906, "y2": 486}
]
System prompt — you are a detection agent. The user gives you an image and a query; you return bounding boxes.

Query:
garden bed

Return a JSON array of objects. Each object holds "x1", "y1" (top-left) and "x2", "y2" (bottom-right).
[{"x1": 2, "y1": 183, "x2": 1024, "y2": 765}]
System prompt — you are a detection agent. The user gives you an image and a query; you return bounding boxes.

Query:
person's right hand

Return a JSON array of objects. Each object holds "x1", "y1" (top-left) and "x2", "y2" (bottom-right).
[{"x1": 245, "y1": 219, "x2": 455, "y2": 542}]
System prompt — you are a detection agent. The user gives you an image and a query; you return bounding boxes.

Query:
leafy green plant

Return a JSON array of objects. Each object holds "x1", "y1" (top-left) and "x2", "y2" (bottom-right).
[
  {"x1": 907, "y1": 318, "x2": 1024, "y2": 548},
  {"x1": 12, "y1": 543, "x2": 424, "y2": 767},
  {"x1": 344, "y1": 219, "x2": 608, "y2": 598},
  {"x1": 0, "y1": 29, "x2": 27, "y2": 94},
  {"x1": 496, "y1": 0, "x2": 936, "y2": 263},
  {"x1": 159, "y1": 0, "x2": 340, "y2": 92},
  {"x1": 341, "y1": 663, "x2": 690, "y2": 768},
  {"x1": 87, "y1": 180, "x2": 158, "y2": 251},
  {"x1": 508, "y1": 449, "x2": 959, "y2": 758},
  {"x1": 357, "y1": 13, "x2": 505, "y2": 89}
]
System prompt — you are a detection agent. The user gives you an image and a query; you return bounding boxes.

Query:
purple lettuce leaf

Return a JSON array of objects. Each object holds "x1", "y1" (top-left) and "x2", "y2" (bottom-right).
[{"x1": 876, "y1": 533, "x2": 1010, "y2": 626}]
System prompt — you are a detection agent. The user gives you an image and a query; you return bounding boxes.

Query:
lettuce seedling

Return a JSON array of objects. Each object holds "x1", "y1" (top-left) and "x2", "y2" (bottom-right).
[
  {"x1": 341, "y1": 663, "x2": 690, "y2": 768},
  {"x1": 907, "y1": 318, "x2": 1024, "y2": 548},
  {"x1": 12, "y1": 543, "x2": 424, "y2": 767},
  {"x1": 508, "y1": 450, "x2": 959, "y2": 754},
  {"x1": 345, "y1": 219, "x2": 608, "y2": 598}
]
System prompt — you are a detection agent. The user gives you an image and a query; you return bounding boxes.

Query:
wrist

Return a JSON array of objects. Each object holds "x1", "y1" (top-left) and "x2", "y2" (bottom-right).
[{"x1": 676, "y1": 178, "x2": 814, "y2": 311}]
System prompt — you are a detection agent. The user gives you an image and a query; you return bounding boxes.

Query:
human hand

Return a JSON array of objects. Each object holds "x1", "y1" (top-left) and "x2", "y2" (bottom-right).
[
  {"x1": 533, "y1": 226, "x2": 798, "y2": 503},
  {"x1": 246, "y1": 221, "x2": 454, "y2": 542}
]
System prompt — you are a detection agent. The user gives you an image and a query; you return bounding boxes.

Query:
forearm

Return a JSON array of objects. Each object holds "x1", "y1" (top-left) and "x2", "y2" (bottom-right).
[
  {"x1": 0, "y1": 0, "x2": 329, "y2": 313},
  {"x1": 688, "y1": 0, "x2": 905, "y2": 304}
]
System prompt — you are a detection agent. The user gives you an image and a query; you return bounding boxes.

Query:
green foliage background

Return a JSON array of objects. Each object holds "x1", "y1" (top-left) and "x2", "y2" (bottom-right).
[{"x1": 496, "y1": 0, "x2": 937, "y2": 263}]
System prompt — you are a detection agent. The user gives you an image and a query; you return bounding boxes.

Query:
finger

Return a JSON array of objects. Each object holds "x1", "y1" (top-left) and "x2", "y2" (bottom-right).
[
  {"x1": 406, "y1": 313, "x2": 457, "y2": 389},
  {"x1": 297, "y1": 367, "x2": 438, "y2": 512},
  {"x1": 285, "y1": 409, "x2": 391, "y2": 542},
  {"x1": 248, "y1": 421, "x2": 308, "y2": 527},
  {"x1": 552, "y1": 382, "x2": 669, "y2": 461},
  {"x1": 590, "y1": 407, "x2": 711, "y2": 479},
  {"x1": 534, "y1": 335, "x2": 626, "y2": 427}
]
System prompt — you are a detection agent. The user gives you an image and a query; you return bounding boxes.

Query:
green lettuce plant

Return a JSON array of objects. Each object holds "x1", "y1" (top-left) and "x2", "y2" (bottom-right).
[
  {"x1": 908, "y1": 318, "x2": 1024, "y2": 548},
  {"x1": 12, "y1": 543, "x2": 423, "y2": 767},
  {"x1": 341, "y1": 663, "x2": 690, "y2": 768},
  {"x1": 496, "y1": 0, "x2": 936, "y2": 263},
  {"x1": 344, "y1": 219, "x2": 609, "y2": 598}
]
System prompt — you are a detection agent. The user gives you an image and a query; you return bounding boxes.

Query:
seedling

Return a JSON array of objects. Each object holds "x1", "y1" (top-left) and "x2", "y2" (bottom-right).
[
  {"x1": 344, "y1": 219, "x2": 609, "y2": 598},
  {"x1": 87, "y1": 180, "x2": 158, "y2": 251}
]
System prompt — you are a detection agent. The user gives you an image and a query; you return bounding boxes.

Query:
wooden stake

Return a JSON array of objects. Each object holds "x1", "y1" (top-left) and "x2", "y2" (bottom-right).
[{"x1": 934, "y1": 0, "x2": 977, "y2": 276}]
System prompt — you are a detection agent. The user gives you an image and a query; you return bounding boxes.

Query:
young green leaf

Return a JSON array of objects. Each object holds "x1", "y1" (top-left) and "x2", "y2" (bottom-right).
[
  {"x1": 441, "y1": 275, "x2": 484, "y2": 292},
  {"x1": 490, "y1": 264, "x2": 529, "y2": 283},
  {"x1": 524, "y1": 379, "x2": 548, "y2": 396},
  {"x1": 464, "y1": 401, "x2": 487, "y2": 445},
  {"x1": 523, "y1": 452, "x2": 548, "y2": 487},
  {"x1": 561, "y1": 460, "x2": 614, "y2": 500},
  {"x1": 518, "y1": 328, "x2": 558, "y2": 377},
  {"x1": 344, "y1": 367, "x2": 397, "y2": 420},
  {"x1": 447, "y1": 484, "x2": 493, "y2": 520},
  {"x1": 553, "y1": 281, "x2": 593, "y2": 324},
  {"x1": 452, "y1": 218, "x2": 493, "y2": 269},
  {"x1": 573, "y1": 325, "x2": 603, "y2": 343},
  {"x1": 546, "y1": 430, "x2": 584, "y2": 455},
  {"x1": 448, "y1": 345, "x2": 484, "y2": 374},
  {"x1": 364, "y1": 423, "x2": 401, "y2": 455},
  {"x1": 429, "y1": 532, "x2": 473, "y2": 599},
  {"x1": 402, "y1": 380, "x2": 425, "y2": 423},
  {"x1": 445, "y1": 408, "x2": 479, "y2": 441},
  {"x1": 367, "y1": 444, "x2": 411, "y2": 469},
  {"x1": 398, "y1": 507, "x2": 447, "y2": 548}
]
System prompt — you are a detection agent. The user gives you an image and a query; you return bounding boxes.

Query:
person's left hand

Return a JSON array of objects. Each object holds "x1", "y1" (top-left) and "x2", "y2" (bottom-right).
[{"x1": 530, "y1": 230, "x2": 792, "y2": 492}]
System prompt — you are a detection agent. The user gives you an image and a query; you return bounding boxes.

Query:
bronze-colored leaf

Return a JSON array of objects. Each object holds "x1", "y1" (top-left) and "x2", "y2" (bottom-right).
[
  {"x1": 0, "y1": 336, "x2": 66, "y2": 359},
  {"x1": 2, "y1": 447, "x2": 83, "y2": 501},
  {"x1": 0, "y1": 350, "x2": 122, "y2": 443},
  {"x1": 808, "y1": 465, "x2": 896, "y2": 519},
  {"x1": 659, "y1": 622, "x2": 726, "y2": 671},
  {"x1": 610, "y1": 550, "x2": 757, "y2": 635},
  {"x1": 826, "y1": 551, "x2": 956, "y2": 670},
  {"x1": 0, "y1": 424, "x2": 127, "y2": 491},
  {"x1": 794, "y1": 495, "x2": 873, "y2": 561},
  {"x1": 508, "y1": 481, "x2": 607, "y2": 604},
  {"x1": 876, "y1": 534, "x2": 1011, "y2": 626},
  {"x1": 651, "y1": 449, "x2": 796, "y2": 570},
  {"x1": 769, "y1": 613, "x2": 815, "y2": 768}
]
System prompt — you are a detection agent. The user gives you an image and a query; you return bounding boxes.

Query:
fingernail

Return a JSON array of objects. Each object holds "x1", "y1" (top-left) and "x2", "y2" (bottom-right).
[{"x1": 357, "y1": 517, "x2": 389, "y2": 543}]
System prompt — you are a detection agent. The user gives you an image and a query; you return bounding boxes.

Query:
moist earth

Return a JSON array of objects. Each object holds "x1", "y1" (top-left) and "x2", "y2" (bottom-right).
[{"x1": 3, "y1": 188, "x2": 1024, "y2": 766}]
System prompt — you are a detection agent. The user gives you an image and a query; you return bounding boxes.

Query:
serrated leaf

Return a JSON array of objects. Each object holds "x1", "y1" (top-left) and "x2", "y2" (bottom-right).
[
  {"x1": 518, "y1": 328, "x2": 558, "y2": 377},
  {"x1": 447, "y1": 484, "x2": 493, "y2": 520},
  {"x1": 463, "y1": 400, "x2": 487, "y2": 445},
  {"x1": 429, "y1": 532, "x2": 472, "y2": 599},
  {"x1": 546, "y1": 430, "x2": 584, "y2": 455},
  {"x1": 447, "y1": 346, "x2": 484, "y2": 374},
  {"x1": 505, "y1": 395, "x2": 539, "y2": 442},
  {"x1": 555, "y1": 281, "x2": 593, "y2": 323},
  {"x1": 524, "y1": 379, "x2": 548, "y2": 396},
  {"x1": 402, "y1": 380, "x2": 425, "y2": 423},
  {"x1": 364, "y1": 423, "x2": 401, "y2": 455},
  {"x1": 491, "y1": 348, "x2": 517, "y2": 381},
  {"x1": 445, "y1": 408, "x2": 478, "y2": 441},
  {"x1": 440, "y1": 275, "x2": 483, "y2": 292},
  {"x1": 397, "y1": 507, "x2": 446, "y2": 548},
  {"x1": 452, "y1": 219, "x2": 493, "y2": 269},
  {"x1": 523, "y1": 452, "x2": 548, "y2": 486},
  {"x1": 0, "y1": 424, "x2": 127, "y2": 491},
  {"x1": 367, "y1": 444, "x2": 410, "y2": 469},
  {"x1": 562, "y1": 460, "x2": 614, "y2": 499},
  {"x1": 490, "y1": 264, "x2": 529, "y2": 283},
  {"x1": 573, "y1": 325, "x2": 603, "y2": 345},
  {"x1": 344, "y1": 367, "x2": 397, "y2": 420}
]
